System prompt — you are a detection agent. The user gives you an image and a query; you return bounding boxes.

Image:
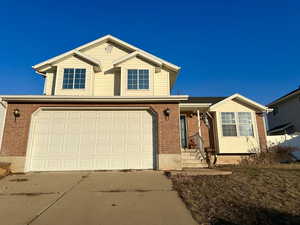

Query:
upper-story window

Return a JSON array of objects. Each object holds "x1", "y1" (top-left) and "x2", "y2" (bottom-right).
[
  {"x1": 221, "y1": 112, "x2": 254, "y2": 137},
  {"x1": 62, "y1": 68, "x2": 86, "y2": 89},
  {"x1": 127, "y1": 69, "x2": 149, "y2": 90}
]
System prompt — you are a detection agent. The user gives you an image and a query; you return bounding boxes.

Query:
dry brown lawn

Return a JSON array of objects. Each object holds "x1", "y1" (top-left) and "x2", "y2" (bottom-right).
[{"x1": 171, "y1": 164, "x2": 300, "y2": 225}]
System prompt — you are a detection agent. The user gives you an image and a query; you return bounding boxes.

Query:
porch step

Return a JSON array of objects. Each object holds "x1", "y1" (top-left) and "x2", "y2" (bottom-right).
[
  {"x1": 182, "y1": 163, "x2": 207, "y2": 168},
  {"x1": 181, "y1": 149, "x2": 198, "y2": 153},
  {"x1": 182, "y1": 154, "x2": 205, "y2": 162},
  {"x1": 181, "y1": 148, "x2": 207, "y2": 168},
  {"x1": 182, "y1": 159, "x2": 205, "y2": 164}
]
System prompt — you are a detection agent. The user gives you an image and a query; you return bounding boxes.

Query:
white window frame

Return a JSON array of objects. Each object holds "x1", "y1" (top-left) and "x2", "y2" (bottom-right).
[
  {"x1": 62, "y1": 68, "x2": 86, "y2": 89},
  {"x1": 127, "y1": 69, "x2": 149, "y2": 90},
  {"x1": 221, "y1": 112, "x2": 254, "y2": 137}
]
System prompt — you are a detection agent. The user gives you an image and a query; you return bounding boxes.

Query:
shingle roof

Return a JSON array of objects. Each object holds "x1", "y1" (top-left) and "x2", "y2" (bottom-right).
[{"x1": 186, "y1": 97, "x2": 227, "y2": 104}]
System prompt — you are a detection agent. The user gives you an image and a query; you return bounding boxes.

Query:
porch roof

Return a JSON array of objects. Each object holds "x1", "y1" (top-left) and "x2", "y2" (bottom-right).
[{"x1": 180, "y1": 96, "x2": 226, "y2": 112}]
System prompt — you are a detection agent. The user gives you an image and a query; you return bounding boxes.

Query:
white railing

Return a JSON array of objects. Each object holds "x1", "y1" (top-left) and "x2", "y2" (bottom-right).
[{"x1": 190, "y1": 133, "x2": 206, "y2": 161}]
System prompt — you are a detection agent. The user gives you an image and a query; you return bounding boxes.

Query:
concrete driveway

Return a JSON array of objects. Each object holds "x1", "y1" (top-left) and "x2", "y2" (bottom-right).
[{"x1": 0, "y1": 171, "x2": 198, "y2": 225}]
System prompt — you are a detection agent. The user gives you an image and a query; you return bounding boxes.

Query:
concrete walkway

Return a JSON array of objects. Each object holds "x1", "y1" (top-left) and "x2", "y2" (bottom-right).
[{"x1": 0, "y1": 171, "x2": 198, "y2": 225}]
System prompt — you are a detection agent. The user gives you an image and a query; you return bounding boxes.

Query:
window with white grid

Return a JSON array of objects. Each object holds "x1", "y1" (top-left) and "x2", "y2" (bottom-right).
[
  {"x1": 238, "y1": 112, "x2": 254, "y2": 136},
  {"x1": 221, "y1": 112, "x2": 237, "y2": 136},
  {"x1": 221, "y1": 112, "x2": 254, "y2": 137},
  {"x1": 62, "y1": 68, "x2": 86, "y2": 89},
  {"x1": 127, "y1": 69, "x2": 149, "y2": 90}
]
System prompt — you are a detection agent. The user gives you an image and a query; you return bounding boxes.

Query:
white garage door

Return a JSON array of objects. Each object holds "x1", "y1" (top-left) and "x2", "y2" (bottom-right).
[{"x1": 26, "y1": 109, "x2": 154, "y2": 171}]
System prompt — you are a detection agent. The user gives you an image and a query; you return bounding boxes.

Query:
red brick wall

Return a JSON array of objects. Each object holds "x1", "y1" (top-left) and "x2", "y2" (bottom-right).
[
  {"x1": 0, "y1": 102, "x2": 181, "y2": 156},
  {"x1": 256, "y1": 113, "x2": 267, "y2": 150},
  {"x1": 181, "y1": 112, "x2": 214, "y2": 149}
]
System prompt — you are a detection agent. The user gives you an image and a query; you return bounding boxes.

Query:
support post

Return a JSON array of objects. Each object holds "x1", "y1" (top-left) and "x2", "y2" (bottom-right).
[{"x1": 197, "y1": 109, "x2": 201, "y2": 136}]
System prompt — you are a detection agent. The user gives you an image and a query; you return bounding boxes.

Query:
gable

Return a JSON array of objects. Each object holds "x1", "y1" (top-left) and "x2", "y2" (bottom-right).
[
  {"x1": 211, "y1": 99, "x2": 256, "y2": 112},
  {"x1": 209, "y1": 94, "x2": 268, "y2": 112},
  {"x1": 33, "y1": 35, "x2": 180, "y2": 74},
  {"x1": 81, "y1": 41, "x2": 130, "y2": 71}
]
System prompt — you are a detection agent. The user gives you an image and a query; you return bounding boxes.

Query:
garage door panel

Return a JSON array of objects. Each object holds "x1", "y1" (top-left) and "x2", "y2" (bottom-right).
[{"x1": 27, "y1": 109, "x2": 155, "y2": 171}]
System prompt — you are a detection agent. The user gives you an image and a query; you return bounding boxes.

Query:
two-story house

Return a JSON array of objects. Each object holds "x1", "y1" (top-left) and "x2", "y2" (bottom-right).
[
  {"x1": 0, "y1": 35, "x2": 269, "y2": 172},
  {"x1": 267, "y1": 87, "x2": 300, "y2": 135}
]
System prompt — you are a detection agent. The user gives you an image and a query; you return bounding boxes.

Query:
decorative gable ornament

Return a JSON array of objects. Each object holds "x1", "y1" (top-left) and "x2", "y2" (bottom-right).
[{"x1": 105, "y1": 44, "x2": 113, "y2": 54}]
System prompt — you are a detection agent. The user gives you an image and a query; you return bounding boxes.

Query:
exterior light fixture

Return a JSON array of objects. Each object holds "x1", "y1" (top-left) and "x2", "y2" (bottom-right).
[
  {"x1": 164, "y1": 108, "x2": 171, "y2": 117},
  {"x1": 13, "y1": 109, "x2": 20, "y2": 120}
]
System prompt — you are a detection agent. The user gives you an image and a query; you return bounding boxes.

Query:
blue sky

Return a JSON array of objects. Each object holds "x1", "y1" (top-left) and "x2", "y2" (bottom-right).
[{"x1": 0, "y1": 0, "x2": 295, "y2": 104}]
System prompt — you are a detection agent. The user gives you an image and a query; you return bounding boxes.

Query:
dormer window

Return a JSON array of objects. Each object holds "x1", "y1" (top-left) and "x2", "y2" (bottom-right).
[
  {"x1": 127, "y1": 69, "x2": 149, "y2": 90},
  {"x1": 62, "y1": 68, "x2": 86, "y2": 89}
]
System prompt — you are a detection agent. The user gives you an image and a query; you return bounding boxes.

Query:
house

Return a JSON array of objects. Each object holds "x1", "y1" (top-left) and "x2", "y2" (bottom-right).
[
  {"x1": 267, "y1": 87, "x2": 300, "y2": 135},
  {"x1": 0, "y1": 35, "x2": 269, "y2": 172}
]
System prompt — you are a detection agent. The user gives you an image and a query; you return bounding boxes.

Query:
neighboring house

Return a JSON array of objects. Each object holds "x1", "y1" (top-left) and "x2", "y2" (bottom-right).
[
  {"x1": 267, "y1": 87, "x2": 300, "y2": 135},
  {"x1": 0, "y1": 35, "x2": 269, "y2": 172}
]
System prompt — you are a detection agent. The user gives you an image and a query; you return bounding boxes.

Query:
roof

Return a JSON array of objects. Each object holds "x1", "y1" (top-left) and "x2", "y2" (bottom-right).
[
  {"x1": 268, "y1": 88, "x2": 300, "y2": 107},
  {"x1": 209, "y1": 93, "x2": 269, "y2": 112},
  {"x1": 113, "y1": 51, "x2": 162, "y2": 67},
  {"x1": 187, "y1": 97, "x2": 227, "y2": 104},
  {"x1": 33, "y1": 34, "x2": 180, "y2": 74}
]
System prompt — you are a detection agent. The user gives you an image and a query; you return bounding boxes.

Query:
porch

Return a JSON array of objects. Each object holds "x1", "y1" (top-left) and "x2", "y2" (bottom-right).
[{"x1": 179, "y1": 103, "x2": 217, "y2": 168}]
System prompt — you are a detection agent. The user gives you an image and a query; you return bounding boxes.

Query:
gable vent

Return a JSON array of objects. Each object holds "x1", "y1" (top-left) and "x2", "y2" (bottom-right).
[{"x1": 105, "y1": 44, "x2": 113, "y2": 54}]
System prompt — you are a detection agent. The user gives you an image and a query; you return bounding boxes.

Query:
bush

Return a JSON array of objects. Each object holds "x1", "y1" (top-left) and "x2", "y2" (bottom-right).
[{"x1": 240, "y1": 146, "x2": 296, "y2": 166}]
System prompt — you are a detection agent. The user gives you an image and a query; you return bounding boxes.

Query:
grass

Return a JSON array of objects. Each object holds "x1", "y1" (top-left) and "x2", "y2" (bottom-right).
[{"x1": 171, "y1": 164, "x2": 300, "y2": 225}]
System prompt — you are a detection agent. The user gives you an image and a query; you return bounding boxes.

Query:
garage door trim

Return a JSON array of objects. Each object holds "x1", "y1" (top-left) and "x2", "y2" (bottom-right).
[{"x1": 24, "y1": 106, "x2": 157, "y2": 172}]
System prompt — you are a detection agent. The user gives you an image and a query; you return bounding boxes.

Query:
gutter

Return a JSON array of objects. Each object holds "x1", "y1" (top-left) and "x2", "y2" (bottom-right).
[{"x1": 0, "y1": 95, "x2": 189, "y2": 103}]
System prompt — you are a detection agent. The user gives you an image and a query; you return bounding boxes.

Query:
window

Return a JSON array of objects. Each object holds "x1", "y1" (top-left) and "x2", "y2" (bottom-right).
[
  {"x1": 127, "y1": 69, "x2": 149, "y2": 90},
  {"x1": 62, "y1": 68, "x2": 86, "y2": 89},
  {"x1": 221, "y1": 112, "x2": 237, "y2": 136},
  {"x1": 221, "y1": 112, "x2": 254, "y2": 137},
  {"x1": 238, "y1": 112, "x2": 254, "y2": 136}
]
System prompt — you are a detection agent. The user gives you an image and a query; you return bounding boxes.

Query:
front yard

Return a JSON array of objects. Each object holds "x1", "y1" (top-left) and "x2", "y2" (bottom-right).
[{"x1": 171, "y1": 165, "x2": 300, "y2": 225}]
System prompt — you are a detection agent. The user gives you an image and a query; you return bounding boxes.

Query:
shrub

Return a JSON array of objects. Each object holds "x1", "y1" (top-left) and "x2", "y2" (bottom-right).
[{"x1": 240, "y1": 145, "x2": 296, "y2": 166}]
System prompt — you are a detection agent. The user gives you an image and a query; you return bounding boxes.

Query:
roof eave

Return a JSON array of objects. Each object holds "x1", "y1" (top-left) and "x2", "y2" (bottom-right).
[{"x1": 0, "y1": 95, "x2": 189, "y2": 103}]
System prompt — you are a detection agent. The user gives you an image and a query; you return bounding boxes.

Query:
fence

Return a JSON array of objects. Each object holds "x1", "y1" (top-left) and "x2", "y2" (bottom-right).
[{"x1": 267, "y1": 134, "x2": 300, "y2": 149}]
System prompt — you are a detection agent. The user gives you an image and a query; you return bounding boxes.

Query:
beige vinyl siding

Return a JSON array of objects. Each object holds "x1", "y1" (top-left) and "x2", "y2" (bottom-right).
[
  {"x1": 82, "y1": 42, "x2": 129, "y2": 96},
  {"x1": 120, "y1": 57, "x2": 154, "y2": 96},
  {"x1": 213, "y1": 99, "x2": 260, "y2": 153},
  {"x1": 44, "y1": 72, "x2": 54, "y2": 95},
  {"x1": 53, "y1": 56, "x2": 93, "y2": 96},
  {"x1": 154, "y1": 69, "x2": 170, "y2": 96},
  {"x1": 48, "y1": 42, "x2": 173, "y2": 97},
  {"x1": 118, "y1": 56, "x2": 170, "y2": 96}
]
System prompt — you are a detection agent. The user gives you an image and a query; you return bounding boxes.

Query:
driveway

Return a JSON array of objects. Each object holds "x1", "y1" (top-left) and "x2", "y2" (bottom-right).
[{"x1": 0, "y1": 171, "x2": 198, "y2": 225}]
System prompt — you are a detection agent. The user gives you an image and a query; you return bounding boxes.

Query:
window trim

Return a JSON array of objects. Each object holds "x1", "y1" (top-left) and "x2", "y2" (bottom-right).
[
  {"x1": 62, "y1": 68, "x2": 86, "y2": 90},
  {"x1": 220, "y1": 112, "x2": 254, "y2": 137},
  {"x1": 221, "y1": 112, "x2": 237, "y2": 137},
  {"x1": 127, "y1": 69, "x2": 150, "y2": 90}
]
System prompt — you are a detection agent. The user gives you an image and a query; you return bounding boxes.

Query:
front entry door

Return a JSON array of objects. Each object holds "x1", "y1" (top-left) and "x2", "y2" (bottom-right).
[{"x1": 180, "y1": 115, "x2": 188, "y2": 148}]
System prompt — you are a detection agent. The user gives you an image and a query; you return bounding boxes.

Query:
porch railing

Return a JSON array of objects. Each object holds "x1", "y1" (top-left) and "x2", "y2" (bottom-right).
[{"x1": 190, "y1": 133, "x2": 206, "y2": 161}]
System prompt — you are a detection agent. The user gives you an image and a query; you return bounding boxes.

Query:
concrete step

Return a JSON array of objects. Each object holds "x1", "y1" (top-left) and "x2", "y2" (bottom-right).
[
  {"x1": 181, "y1": 149, "x2": 198, "y2": 153},
  {"x1": 182, "y1": 159, "x2": 206, "y2": 164},
  {"x1": 181, "y1": 153, "x2": 204, "y2": 159},
  {"x1": 182, "y1": 163, "x2": 207, "y2": 168}
]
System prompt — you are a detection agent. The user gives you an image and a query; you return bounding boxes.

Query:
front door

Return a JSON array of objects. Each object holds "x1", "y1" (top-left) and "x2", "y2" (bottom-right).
[{"x1": 180, "y1": 115, "x2": 188, "y2": 148}]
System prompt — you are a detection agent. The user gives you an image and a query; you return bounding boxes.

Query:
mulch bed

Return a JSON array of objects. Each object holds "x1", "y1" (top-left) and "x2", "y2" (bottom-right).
[{"x1": 171, "y1": 165, "x2": 300, "y2": 225}]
